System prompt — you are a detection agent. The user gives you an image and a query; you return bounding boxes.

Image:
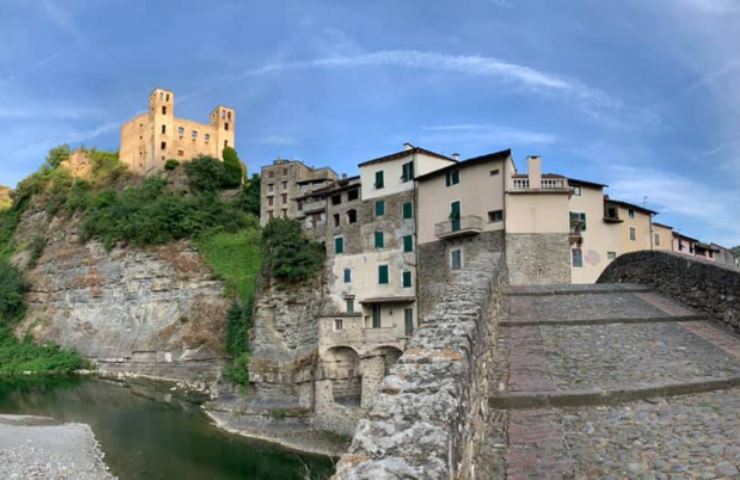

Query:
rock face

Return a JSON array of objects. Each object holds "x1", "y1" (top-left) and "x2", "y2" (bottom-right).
[{"x1": 13, "y1": 207, "x2": 229, "y2": 390}]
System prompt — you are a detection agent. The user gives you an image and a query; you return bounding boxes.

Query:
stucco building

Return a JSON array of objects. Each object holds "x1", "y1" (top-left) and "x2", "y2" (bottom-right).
[{"x1": 120, "y1": 88, "x2": 235, "y2": 175}]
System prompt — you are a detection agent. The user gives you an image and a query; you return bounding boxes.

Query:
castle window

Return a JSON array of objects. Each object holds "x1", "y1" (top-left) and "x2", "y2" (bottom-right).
[
  {"x1": 166, "y1": 93, "x2": 170, "y2": 101},
  {"x1": 204, "y1": 134, "x2": 210, "y2": 142},
  {"x1": 192, "y1": 130, "x2": 198, "y2": 139},
  {"x1": 161, "y1": 141, "x2": 167, "y2": 150},
  {"x1": 225, "y1": 123, "x2": 230, "y2": 131},
  {"x1": 227, "y1": 111, "x2": 232, "y2": 120},
  {"x1": 162, "y1": 106, "x2": 167, "y2": 115},
  {"x1": 177, "y1": 149, "x2": 184, "y2": 157},
  {"x1": 347, "y1": 189, "x2": 359, "y2": 201},
  {"x1": 178, "y1": 127, "x2": 184, "y2": 135},
  {"x1": 161, "y1": 125, "x2": 166, "y2": 134},
  {"x1": 224, "y1": 140, "x2": 228, "y2": 148},
  {"x1": 333, "y1": 213, "x2": 340, "y2": 227}
]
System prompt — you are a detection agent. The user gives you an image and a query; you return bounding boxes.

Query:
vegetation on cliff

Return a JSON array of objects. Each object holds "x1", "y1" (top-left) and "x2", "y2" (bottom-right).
[
  {"x1": 0, "y1": 186, "x2": 11, "y2": 211},
  {"x1": 262, "y1": 218, "x2": 324, "y2": 282}
]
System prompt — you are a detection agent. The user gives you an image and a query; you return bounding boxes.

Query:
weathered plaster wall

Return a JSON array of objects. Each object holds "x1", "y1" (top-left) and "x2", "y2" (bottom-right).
[
  {"x1": 506, "y1": 233, "x2": 570, "y2": 285},
  {"x1": 333, "y1": 252, "x2": 506, "y2": 479},
  {"x1": 599, "y1": 250, "x2": 739, "y2": 333}
]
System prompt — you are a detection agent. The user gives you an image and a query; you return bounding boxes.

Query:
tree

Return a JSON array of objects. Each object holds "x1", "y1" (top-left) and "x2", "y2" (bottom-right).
[
  {"x1": 222, "y1": 147, "x2": 244, "y2": 188},
  {"x1": 236, "y1": 174, "x2": 260, "y2": 217},
  {"x1": 46, "y1": 145, "x2": 71, "y2": 169},
  {"x1": 262, "y1": 218, "x2": 323, "y2": 282},
  {"x1": 0, "y1": 262, "x2": 25, "y2": 324},
  {"x1": 185, "y1": 156, "x2": 229, "y2": 193}
]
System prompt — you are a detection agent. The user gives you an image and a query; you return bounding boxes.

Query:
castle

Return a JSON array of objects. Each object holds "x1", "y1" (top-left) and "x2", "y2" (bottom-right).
[{"x1": 119, "y1": 88, "x2": 235, "y2": 174}]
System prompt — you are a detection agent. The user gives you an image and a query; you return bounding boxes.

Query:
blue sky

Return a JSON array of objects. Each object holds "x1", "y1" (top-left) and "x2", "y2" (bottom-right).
[{"x1": 1, "y1": 0, "x2": 738, "y2": 245}]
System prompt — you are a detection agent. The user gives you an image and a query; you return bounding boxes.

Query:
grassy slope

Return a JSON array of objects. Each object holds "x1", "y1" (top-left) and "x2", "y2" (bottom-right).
[{"x1": 196, "y1": 228, "x2": 262, "y2": 304}]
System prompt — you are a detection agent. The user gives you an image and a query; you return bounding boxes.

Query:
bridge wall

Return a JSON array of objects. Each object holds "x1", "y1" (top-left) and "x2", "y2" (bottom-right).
[
  {"x1": 599, "y1": 250, "x2": 739, "y2": 334},
  {"x1": 333, "y1": 252, "x2": 507, "y2": 479}
]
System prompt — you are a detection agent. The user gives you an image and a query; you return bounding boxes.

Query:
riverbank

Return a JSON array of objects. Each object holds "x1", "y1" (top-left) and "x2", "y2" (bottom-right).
[{"x1": 0, "y1": 414, "x2": 115, "y2": 480}]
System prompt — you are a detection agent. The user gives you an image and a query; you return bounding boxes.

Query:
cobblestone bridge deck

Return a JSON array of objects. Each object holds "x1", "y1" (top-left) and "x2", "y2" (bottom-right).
[{"x1": 481, "y1": 283, "x2": 740, "y2": 480}]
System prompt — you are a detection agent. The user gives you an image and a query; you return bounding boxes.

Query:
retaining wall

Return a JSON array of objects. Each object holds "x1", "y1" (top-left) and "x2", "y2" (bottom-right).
[{"x1": 599, "y1": 250, "x2": 739, "y2": 333}]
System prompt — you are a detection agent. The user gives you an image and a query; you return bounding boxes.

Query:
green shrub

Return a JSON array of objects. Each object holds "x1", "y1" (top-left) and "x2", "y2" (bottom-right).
[
  {"x1": 28, "y1": 237, "x2": 47, "y2": 268},
  {"x1": 262, "y1": 218, "x2": 324, "y2": 282},
  {"x1": 0, "y1": 327, "x2": 90, "y2": 376},
  {"x1": 185, "y1": 156, "x2": 230, "y2": 193},
  {"x1": 234, "y1": 174, "x2": 261, "y2": 217},
  {"x1": 223, "y1": 352, "x2": 251, "y2": 385},
  {"x1": 46, "y1": 144, "x2": 70, "y2": 169},
  {"x1": 222, "y1": 147, "x2": 243, "y2": 188},
  {"x1": 0, "y1": 262, "x2": 25, "y2": 325},
  {"x1": 164, "y1": 159, "x2": 180, "y2": 171}
]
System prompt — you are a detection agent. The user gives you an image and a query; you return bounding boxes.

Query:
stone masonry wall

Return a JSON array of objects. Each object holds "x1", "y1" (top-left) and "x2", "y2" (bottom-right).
[
  {"x1": 599, "y1": 250, "x2": 739, "y2": 334},
  {"x1": 505, "y1": 233, "x2": 570, "y2": 285},
  {"x1": 333, "y1": 252, "x2": 506, "y2": 479}
]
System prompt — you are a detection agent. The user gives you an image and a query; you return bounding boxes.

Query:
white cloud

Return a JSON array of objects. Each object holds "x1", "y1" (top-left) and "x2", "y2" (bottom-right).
[{"x1": 421, "y1": 124, "x2": 557, "y2": 146}]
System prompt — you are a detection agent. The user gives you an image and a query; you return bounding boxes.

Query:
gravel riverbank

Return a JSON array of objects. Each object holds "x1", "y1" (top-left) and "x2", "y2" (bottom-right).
[{"x1": 0, "y1": 414, "x2": 115, "y2": 480}]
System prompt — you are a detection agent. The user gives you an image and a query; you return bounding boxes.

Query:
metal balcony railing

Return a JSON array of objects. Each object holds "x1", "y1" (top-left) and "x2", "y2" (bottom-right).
[{"x1": 435, "y1": 215, "x2": 483, "y2": 239}]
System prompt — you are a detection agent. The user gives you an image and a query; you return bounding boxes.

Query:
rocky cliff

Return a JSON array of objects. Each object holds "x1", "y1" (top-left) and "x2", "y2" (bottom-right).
[{"x1": 12, "y1": 204, "x2": 229, "y2": 391}]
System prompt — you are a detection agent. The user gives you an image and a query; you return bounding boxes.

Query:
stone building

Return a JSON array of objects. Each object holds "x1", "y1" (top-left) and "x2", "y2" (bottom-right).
[
  {"x1": 120, "y1": 88, "x2": 234, "y2": 175},
  {"x1": 259, "y1": 159, "x2": 337, "y2": 226}
]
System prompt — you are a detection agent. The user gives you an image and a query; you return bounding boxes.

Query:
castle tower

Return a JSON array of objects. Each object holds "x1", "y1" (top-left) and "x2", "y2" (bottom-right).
[
  {"x1": 210, "y1": 105, "x2": 235, "y2": 159},
  {"x1": 149, "y1": 88, "x2": 175, "y2": 171}
]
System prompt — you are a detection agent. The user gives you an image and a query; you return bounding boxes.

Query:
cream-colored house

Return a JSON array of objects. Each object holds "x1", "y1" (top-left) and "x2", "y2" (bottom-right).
[{"x1": 120, "y1": 88, "x2": 234, "y2": 174}]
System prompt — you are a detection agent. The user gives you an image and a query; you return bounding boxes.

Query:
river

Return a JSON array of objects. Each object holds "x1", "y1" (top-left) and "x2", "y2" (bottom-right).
[{"x1": 0, "y1": 377, "x2": 334, "y2": 479}]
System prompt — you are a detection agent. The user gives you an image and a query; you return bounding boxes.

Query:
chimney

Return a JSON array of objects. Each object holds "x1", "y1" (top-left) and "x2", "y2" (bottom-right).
[
  {"x1": 403, "y1": 142, "x2": 414, "y2": 151},
  {"x1": 528, "y1": 155, "x2": 542, "y2": 189},
  {"x1": 452, "y1": 153, "x2": 460, "y2": 161}
]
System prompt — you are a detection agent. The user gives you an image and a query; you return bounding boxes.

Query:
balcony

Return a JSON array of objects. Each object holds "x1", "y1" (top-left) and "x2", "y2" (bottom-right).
[
  {"x1": 510, "y1": 176, "x2": 570, "y2": 192},
  {"x1": 435, "y1": 215, "x2": 483, "y2": 240}
]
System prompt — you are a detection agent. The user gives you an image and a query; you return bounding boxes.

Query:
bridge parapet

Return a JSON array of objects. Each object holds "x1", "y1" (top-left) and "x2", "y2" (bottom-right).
[{"x1": 598, "y1": 250, "x2": 739, "y2": 334}]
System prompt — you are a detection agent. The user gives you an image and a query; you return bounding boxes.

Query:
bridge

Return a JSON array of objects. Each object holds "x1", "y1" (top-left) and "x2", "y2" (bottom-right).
[{"x1": 333, "y1": 251, "x2": 740, "y2": 479}]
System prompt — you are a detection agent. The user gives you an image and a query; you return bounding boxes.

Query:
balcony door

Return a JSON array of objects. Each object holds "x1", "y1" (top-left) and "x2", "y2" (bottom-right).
[{"x1": 450, "y1": 201, "x2": 461, "y2": 232}]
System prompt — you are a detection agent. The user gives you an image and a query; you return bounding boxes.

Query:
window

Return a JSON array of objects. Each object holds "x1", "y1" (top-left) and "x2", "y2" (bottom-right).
[
  {"x1": 445, "y1": 169, "x2": 460, "y2": 186},
  {"x1": 451, "y1": 249, "x2": 463, "y2": 270},
  {"x1": 268, "y1": 184, "x2": 274, "y2": 192},
  {"x1": 488, "y1": 210, "x2": 504, "y2": 223},
  {"x1": 269, "y1": 171, "x2": 274, "y2": 178},
  {"x1": 282, "y1": 181, "x2": 288, "y2": 189},
  {"x1": 375, "y1": 231, "x2": 384, "y2": 249},
  {"x1": 403, "y1": 235, "x2": 413, "y2": 253},
  {"x1": 375, "y1": 200, "x2": 385, "y2": 217},
  {"x1": 333, "y1": 213, "x2": 340, "y2": 227},
  {"x1": 346, "y1": 299, "x2": 354, "y2": 314},
  {"x1": 161, "y1": 125, "x2": 166, "y2": 134},
  {"x1": 177, "y1": 149, "x2": 184, "y2": 157},
  {"x1": 347, "y1": 189, "x2": 359, "y2": 201},
  {"x1": 628, "y1": 209, "x2": 635, "y2": 219},
  {"x1": 347, "y1": 209, "x2": 357, "y2": 224},
  {"x1": 166, "y1": 93, "x2": 170, "y2": 101},
  {"x1": 375, "y1": 170, "x2": 384, "y2": 189},
  {"x1": 224, "y1": 140, "x2": 228, "y2": 148},
  {"x1": 490, "y1": 169, "x2": 500, "y2": 176},
  {"x1": 343, "y1": 268, "x2": 352, "y2": 283},
  {"x1": 335, "y1": 236, "x2": 344, "y2": 254},
  {"x1": 402, "y1": 270, "x2": 412, "y2": 288},
  {"x1": 281, "y1": 193, "x2": 287, "y2": 204},
  {"x1": 297, "y1": 200, "x2": 303, "y2": 211},
  {"x1": 607, "y1": 251, "x2": 617, "y2": 260},
  {"x1": 378, "y1": 265, "x2": 389, "y2": 284},
  {"x1": 372, "y1": 305, "x2": 382, "y2": 328},
  {"x1": 572, "y1": 248, "x2": 583, "y2": 267},
  {"x1": 160, "y1": 141, "x2": 167, "y2": 150},
  {"x1": 225, "y1": 122, "x2": 230, "y2": 131},
  {"x1": 572, "y1": 186, "x2": 582, "y2": 196},
  {"x1": 569, "y1": 212, "x2": 587, "y2": 232},
  {"x1": 401, "y1": 161, "x2": 414, "y2": 182},
  {"x1": 228, "y1": 111, "x2": 232, "y2": 120},
  {"x1": 331, "y1": 194, "x2": 341, "y2": 206},
  {"x1": 178, "y1": 126, "x2": 184, "y2": 135},
  {"x1": 402, "y1": 202, "x2": 413, "y2": 219},
  {"x1": 334, "y1": 319, "x2": 343, "y2": 331},
  {"x1": 629, "y1": 227, "x2": 636, "y2": 241},
  {"x1": 606, "y1": 207, "x2": 618, "y2": 219},
  {"x1": 655, "y1": 233, "x2": 661, "y2": 246},
  {"x1": 204, "y1": 134, "x2": 210, "y2": 142},
  {"x1": 162, "y1": 106, "x2": 167, "y2": 115},
  {"x1": 404, "y1": 308, "x2": 414, "y2": 336},
  {"x1": 267, "y1": 196, "x2": 274, "y2": 207},
  {"x1": 192, "y1": 130, "x2": 198, "y2": 139}
]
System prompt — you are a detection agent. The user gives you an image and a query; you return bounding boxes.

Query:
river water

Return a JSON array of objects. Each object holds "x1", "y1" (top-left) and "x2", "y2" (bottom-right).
[{"x1": 0, "y1": 378, "x2": 334, "y2": 479}]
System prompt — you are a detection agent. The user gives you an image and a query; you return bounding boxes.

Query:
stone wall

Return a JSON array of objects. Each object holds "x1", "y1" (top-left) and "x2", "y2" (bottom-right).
[
  {"x1": 333, "y1": 252, "x2": 506, "y2": 479},
  {"x1": 599, "y1": 250, "x2": 739, "y2": 333},
  {"x1": 505, "y1": 233, "x2": 570, "y2": 285}
]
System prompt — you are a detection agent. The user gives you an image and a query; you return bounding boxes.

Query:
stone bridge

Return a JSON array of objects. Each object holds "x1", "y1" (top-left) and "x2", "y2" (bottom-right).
[{"x1": 334, "y1": 251, "x2": 740, "y2": 479}]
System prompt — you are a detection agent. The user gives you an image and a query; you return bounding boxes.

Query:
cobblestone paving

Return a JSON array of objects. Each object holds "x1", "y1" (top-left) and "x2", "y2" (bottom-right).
[{"x1": 483, "y1": 284, "x2": 740, "y2": 479}]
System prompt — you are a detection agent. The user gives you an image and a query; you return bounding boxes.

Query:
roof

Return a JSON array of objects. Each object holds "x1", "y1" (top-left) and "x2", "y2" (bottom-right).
[
  {"x1": 358, "y1": 146, "x2": 457, "y2": 168},
  {"x1": 672, "y1": 231, "x2": 700, "y2": 243},
  {"x1": 605, "y1": 198, "x2": 658, "y2": 215},
  {"x1": 652, "y1": 222, "x2": 673, "y2": 229},
  {"x1": 512, "y1": 173, "x2": 566, "y2": 179},
  {"x1": 695, "y1": 242, "x2": 720, "y2": 252},
  {"x1": 416, "y1": 149, "x2": 512, "y2": 182},
  {"x1": 568, "y1": 177, "x2": 608, "y2": 189}
]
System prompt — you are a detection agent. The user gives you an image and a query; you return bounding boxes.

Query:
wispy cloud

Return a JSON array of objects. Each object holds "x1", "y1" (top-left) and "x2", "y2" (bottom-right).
[{"x1": 421, "y1": 124, "x2": 557, "y2": 146}]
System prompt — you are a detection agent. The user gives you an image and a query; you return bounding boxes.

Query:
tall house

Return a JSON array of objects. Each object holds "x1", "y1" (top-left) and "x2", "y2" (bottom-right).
[
  {"x1": 259, "y1": 160, "x2": 337, "y2": 226},
  {"x1": 120, "y1": 88, "x2": 235, "y2": 174}
]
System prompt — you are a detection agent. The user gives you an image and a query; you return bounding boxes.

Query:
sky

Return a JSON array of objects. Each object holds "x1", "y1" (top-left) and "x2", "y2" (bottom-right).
[{"x1": 0, "y1": 0, "x2": 738, "y2": 246}]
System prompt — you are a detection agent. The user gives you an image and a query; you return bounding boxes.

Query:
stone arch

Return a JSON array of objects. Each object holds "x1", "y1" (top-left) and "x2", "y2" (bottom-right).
[
  {"x1": 367, "y1": 346, "x2": 404, "y2": 375},
  {"x1": 322, "y1": 346, "x2": 361, "y2": 406}
]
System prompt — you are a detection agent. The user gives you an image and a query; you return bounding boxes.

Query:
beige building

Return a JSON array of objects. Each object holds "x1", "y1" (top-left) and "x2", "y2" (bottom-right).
[{"x1": 120, "y1": 88, "x2": 234, "y2": 174}]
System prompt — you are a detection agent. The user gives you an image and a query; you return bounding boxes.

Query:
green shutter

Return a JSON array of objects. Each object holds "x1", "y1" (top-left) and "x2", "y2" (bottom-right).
[
  {"x1": 403, "y1": 202, "x2": 413, "y2": 219},
  {"x1": 343, "y1": 268, "x2": 351, "y2": 283},
  {"x1": 402, "y1": 270, "x2": 412, "y2": 288},
  {"x1": 403, "y1": 235, "x2": 413, "y2": 252},
  {"x1": 378, "y1": 265, "x2": 389, "y2": 284},
  {"x1": 335, "y1": 237, "x2": 344, "y2": 254},
  {"x1": 375, "y1": 200, "x2": 385, "y2": 217},
  {"x1": 375, "y1": 231, "x2": 384, "y2": 249},
  {"x1": 375, "y1": 170, "x2": 384, "y2": 189}
]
